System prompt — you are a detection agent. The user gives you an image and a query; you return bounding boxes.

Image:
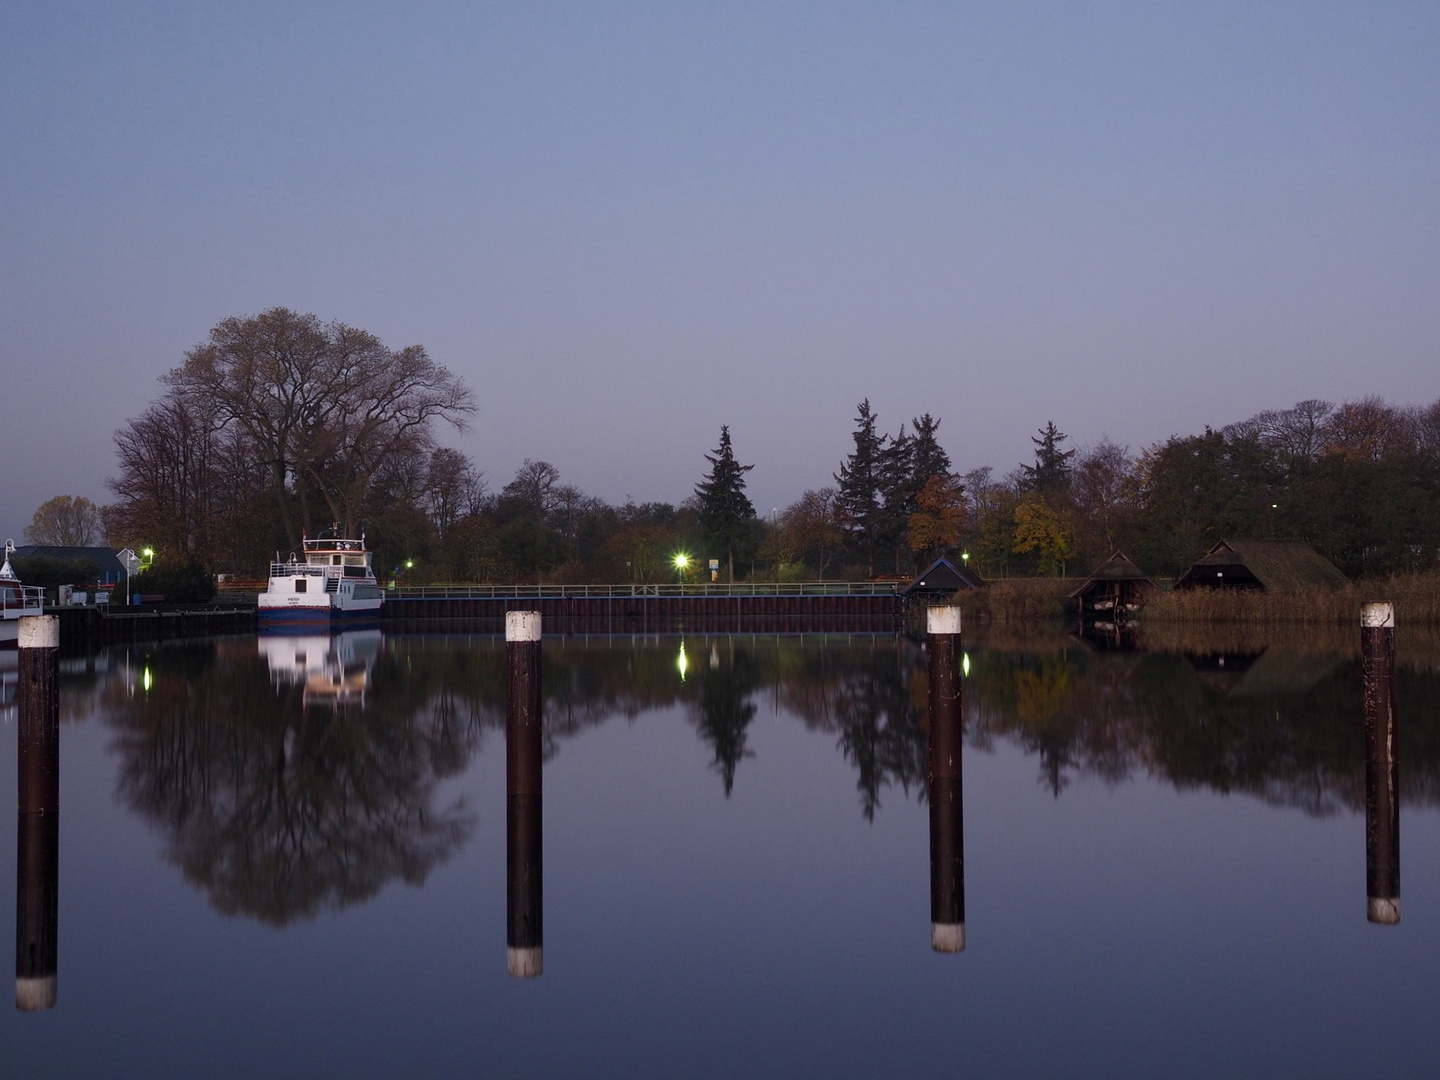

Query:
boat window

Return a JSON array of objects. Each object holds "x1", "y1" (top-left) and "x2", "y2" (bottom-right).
[
  {"x1": 333, "y1": 555, "x2": 342, "y2": 565},
  {"x1": 295, "y1": 579, "x2": 307, "y2": 593}
]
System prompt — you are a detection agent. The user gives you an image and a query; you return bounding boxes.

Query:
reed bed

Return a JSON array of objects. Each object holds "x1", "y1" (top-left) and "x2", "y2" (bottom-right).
[
  {"x1": 1144, "y1": 570, "x2": 1440, "y2": 627},
  {"x1": 954, "y1": 577, "x2": 1077, "y2": 626}
]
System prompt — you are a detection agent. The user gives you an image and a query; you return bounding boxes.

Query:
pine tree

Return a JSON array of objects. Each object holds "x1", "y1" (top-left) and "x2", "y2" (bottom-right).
[
  {"x1": 877, "y1": 424, "x2": 914, "y2": 573},
  {"x1": 909, "y1": 413, "x2": 952, "y2": 489},
  {"x1": 1021, "y1": 421, "x2": 1076, "y2": 493},
  {"x1": 694, "y1": 425, "x2": 756, "y2": 581},
  {"x1": 834, "y1": 400, "x2": 887, "y2": 576}
]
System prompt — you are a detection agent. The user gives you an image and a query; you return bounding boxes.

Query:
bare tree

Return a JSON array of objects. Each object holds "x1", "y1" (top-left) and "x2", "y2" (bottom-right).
[
  {"x1": 24, "y1": 496, "x2": 104, "y2": 546},
  {"x1": 1073, "y1": 439, "x2": 1135, "y2": 554},
  {"x1": 165, "y1": 308, "x2": 474, "y2": 545},
  {"x1": 424, "y1": 448, "x2": 485, "y2": 538}
]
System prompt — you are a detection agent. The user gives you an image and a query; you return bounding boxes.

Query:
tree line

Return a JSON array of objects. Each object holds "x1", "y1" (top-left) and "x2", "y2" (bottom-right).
[{"x1": 23, "y1": 308, "x2": 1440, "y2": 582}]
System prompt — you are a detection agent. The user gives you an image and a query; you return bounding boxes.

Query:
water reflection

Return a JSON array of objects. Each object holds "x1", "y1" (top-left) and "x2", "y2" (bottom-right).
[
  {"x1": 85, "y1": 630, "x2": 1440, "y2": 929},
  {"x1": 927, "y1": 625, "x2": 964, "y2": 953},
  {"x1": 1366, "y1": 761, "x2": 1400, "y2": 924},
  {"x1": 15, "y1": 814, "x2": 58, "y2": 1011},
  {"x1": 105, "y1": 635, "x2": 478, "y2": 925},
  {"x1": 258, "y1": 630, "x2": 383, "y2": 709}
]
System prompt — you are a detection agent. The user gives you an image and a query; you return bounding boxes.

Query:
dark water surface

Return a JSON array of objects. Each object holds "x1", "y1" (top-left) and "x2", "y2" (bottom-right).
[{"x1": 2, "y1": 630, "x2": 1439, "y2": 1078}]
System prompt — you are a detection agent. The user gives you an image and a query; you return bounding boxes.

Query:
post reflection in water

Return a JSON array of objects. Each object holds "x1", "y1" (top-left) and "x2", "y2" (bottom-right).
[
  {"x1": 505, "y1": 613, "x2": 544, "y2": 978},
  {"x1": 15, "y1": 813, "x2": 58, "y2": 1012},
  {"x1": 926, "y1": 608, "x2": 965, "y2": 953},
  {"x1": 16, "y1": 615, "x2": 60, "y2": 1012},
  {"x1": 1362, "y1": 602, "x2": 1399, "y2": 925}
]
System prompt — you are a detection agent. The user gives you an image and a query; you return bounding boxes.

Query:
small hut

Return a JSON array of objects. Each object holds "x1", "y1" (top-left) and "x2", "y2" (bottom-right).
[
  {"x1": 903, "y1": 556, "x2": 986, "y2": 599},
  {"x1": 1069, "y1": 552, "x2": 1157, "y2": 620},
  {"x1": 1174, "y1": 539, "x2": 1347, "y2": 592}
]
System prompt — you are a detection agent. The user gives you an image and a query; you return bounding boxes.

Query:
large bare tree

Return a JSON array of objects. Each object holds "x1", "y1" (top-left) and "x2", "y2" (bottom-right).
[{"x1": 165, "y1": 308, "x2": 475, "y2": 545}]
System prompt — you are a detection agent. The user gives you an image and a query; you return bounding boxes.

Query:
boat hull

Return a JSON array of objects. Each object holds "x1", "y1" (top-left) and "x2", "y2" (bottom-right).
[{"x1": 256, "y1": 601, "x2": 382, "y2": 630}]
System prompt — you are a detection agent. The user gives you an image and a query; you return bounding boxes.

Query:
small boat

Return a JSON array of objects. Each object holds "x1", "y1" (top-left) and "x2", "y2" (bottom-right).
[
  {"x1": 0, "y1": 540, "x2": 46, "y2": 649},
  {"x1": 257, "y1": 526, "x2": 384, "y2": 628}
]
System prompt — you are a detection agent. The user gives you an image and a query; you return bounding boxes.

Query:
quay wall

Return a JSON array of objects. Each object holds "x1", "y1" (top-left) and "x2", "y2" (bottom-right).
[{"x1": 51, "y1": 605, "x2": 257, "y2": 651}]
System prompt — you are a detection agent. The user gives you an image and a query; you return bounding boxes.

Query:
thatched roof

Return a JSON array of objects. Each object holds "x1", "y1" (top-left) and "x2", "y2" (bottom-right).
[
  {"x1": 1068, "y1": 552, "x2": 1157, "y2": 599},
  {"x1": 1178, "y1": 539, "x2": 1348, "y2": 592}
]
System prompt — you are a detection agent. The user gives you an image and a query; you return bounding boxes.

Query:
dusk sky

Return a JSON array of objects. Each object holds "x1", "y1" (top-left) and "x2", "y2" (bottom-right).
[{"x1": 3, "y1": 1, "x2": 1437, "y2": 541}]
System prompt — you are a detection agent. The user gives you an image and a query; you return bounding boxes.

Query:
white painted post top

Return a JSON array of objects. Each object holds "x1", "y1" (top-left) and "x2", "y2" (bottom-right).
[
  {"x1": 15, "y1": 975, "x2": 56, "y2": 1011},
  {"x1": 927, "y1": 606, "x2": 962, "y2": 636},
  {"x1": 505, "y1": 611, "x2": 542, "y2": 642},
  {"x1": 1361, "y1": 602, "x2": 1395, "y2": 629},
  {"x1": 931, "y1": 923, "x2": 966, "y2": 953},
  {"x1": 18, "y1": 614, "x2": 60, "y2": 650},
  {"x1": 506, "y1": 947, "x2": 543, "y2": 978},
  {"x1": 1368, "y1": 897, "x2": 1400, "y2": 924}
]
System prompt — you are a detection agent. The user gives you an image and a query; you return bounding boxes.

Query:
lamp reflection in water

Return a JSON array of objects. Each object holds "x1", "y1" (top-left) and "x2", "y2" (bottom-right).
[{"x1": 927, "y1": 608, "x2": 965, "y2": 953}]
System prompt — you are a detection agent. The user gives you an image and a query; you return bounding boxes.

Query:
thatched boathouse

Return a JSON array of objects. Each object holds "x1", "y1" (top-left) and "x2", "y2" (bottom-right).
[
  {"x1": 903, "y1": 556, "x2": 986, "y2": 599},
  {"x1": 1174, "y1": 539, "x2": 1348, "y2": 592},
  {"x1": 1069, "y1": 552, "x2": 1158, "y2": 619}
]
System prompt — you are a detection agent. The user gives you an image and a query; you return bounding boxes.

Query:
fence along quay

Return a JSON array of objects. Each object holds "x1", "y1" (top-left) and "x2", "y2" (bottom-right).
[{"x1": 381, "y1": 581, "x2": 907, "y2": 635}]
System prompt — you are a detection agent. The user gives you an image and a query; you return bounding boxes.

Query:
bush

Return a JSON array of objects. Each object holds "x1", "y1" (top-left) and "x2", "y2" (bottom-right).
[
  {"x1": 131, "y1": 562, "x2": 217, "y2": 603},
  {"x1": 9, "y1": 556, "x2": 99, "y2": 602}
]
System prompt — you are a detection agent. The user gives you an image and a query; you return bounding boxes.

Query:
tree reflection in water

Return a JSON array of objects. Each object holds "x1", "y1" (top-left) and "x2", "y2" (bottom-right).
[
  {"x1": 690, "y1": 640, "x2": 760, "y2": 796},
  {"x1": 106, "y1": 637, "x2": 485, "y2": 925},
  {"x1": 100, "y1": 630, "x2": 1440, "y2": 925}
]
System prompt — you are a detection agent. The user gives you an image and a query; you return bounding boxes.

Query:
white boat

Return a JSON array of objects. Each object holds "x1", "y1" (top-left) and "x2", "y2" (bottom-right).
[
  {"x1": 257, "y1": 527, "x2": 384, "y2": 628},
  {"x1": 0, "y1": 540, "x2": 46, "y2": 649}
]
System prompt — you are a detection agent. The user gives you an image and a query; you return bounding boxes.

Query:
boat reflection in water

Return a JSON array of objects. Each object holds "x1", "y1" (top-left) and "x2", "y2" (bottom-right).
[{"x1": 258, "y1": 629, "x2": 383, "y2": 709}]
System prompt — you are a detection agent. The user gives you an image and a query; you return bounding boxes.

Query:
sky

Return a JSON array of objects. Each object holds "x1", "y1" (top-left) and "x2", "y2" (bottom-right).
[{"x1": 2, "y1": 1, "x2": 1438, "y2": 540}]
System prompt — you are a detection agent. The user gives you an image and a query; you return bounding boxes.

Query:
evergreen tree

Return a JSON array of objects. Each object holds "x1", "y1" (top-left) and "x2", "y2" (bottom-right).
[
  {"x1": 1021, "y1": 421, "x2": 1076, "y2": 493},
  {"x1": 909, "y1": 413, "x2": 952, "y2": 489},
  {"x1": 694, "y1": 425, "x2": 756, "y2": 581},
  {"x1": 877, "y1": 424, "x2": 914, "y2": 573},
  {"x1": 834, "y1": 400, "x2": 888, "y2": 576}
]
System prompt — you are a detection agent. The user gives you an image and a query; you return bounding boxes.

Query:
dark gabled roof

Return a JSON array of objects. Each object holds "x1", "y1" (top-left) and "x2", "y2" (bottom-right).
[
  {"x1": 13, "y1": 545, "x2": 127, "y2": 577},
  {"x1": 1068, "y1": 552, "x2": 1158, "y2": 599},
  {"x1": 903, "y1": 555, "x2": 986, "y2": 595},
  {"x1": 1180, "y1": 539, "x2": 1348, "y2": 592}
]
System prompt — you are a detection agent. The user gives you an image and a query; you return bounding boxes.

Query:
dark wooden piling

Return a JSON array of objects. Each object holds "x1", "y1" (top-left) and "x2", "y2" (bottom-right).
[
  {"x1": 16, "y1": 615, "x2": 60, "y2": 1011},
  {"x1": 17, "y1": 617, "x2": 60, "y2": 817},
  {"x1": 505, "y1": 611, "x2": 543, "y2": 977},
  {"x1": 1362, "y1": 602, "x2": 1399, "y2": 924},
  {"x1": 926, "y1": 606, "x2": 965, "y2": 953}
]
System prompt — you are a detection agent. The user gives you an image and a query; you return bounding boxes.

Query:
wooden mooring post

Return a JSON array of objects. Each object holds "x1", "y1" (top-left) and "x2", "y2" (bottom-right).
[
  {"x1": 1362, "y1": 602, "x2": 1399, "y2": 925},
  {"x1": 927, "y1": 606, "x2": 965, "y2": 953},
  {"x1": 16, "y1": 615, "x2": 60, "y2": 1011},
  {"x1": 505, "y1": 612, "x2": 543, "y2": 978}
]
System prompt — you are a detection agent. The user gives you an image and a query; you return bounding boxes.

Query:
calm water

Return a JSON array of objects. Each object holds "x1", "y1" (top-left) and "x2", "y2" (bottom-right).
[{"x1": 1, "y1": 630, "x2": 1438, "y2": 1078}]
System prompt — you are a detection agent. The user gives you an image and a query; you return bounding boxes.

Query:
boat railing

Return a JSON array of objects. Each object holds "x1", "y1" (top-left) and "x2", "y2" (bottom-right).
[
  {"x1": 269, "y1": 563, "x2": 332, "y2": 578},
  {"x1": 0, "y1": 585, "x2": 46, "y2": 614}
]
